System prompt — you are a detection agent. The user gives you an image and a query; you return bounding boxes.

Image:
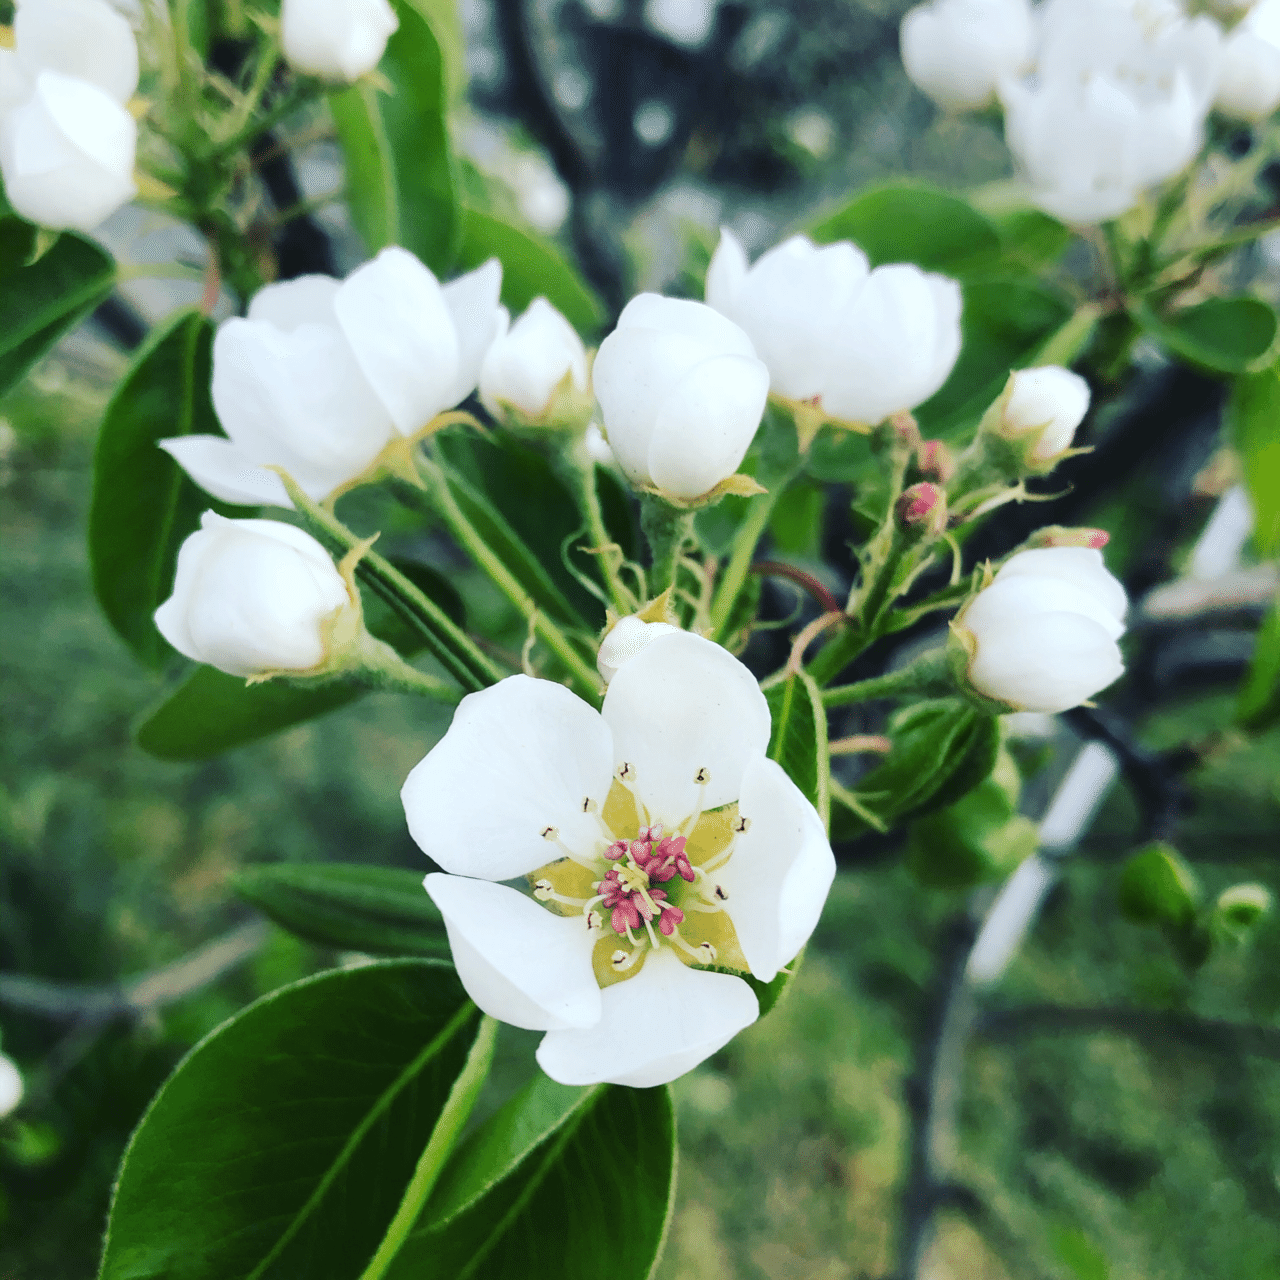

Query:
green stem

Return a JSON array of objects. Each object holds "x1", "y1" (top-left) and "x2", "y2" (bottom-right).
[
  {"x1": 415, "y1": 457, "x2": 603, "y2": 700},
  {"x1": 551, "y1": 439, "x2": 632, "y2": 616},
  {"x1": 640, "y1": 496, "x2": 696, "y2": 599},
  {"x1": 358, "y1": 1014, "x2": 498, "y2": 1280},
  {"x1": 822, "y1": 650, "x2": 952, "y2": 707},
  {"x1": 356, "y1": 635, "x2": 462, "y2": 703}
]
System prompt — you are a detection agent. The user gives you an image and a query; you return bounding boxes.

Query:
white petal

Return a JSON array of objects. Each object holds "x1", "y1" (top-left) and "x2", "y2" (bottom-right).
[
  {"x1": 0, "y1": 1051, "x2": 23, "y2": 1118},
  {"x1": 281, "y1": 0, "x2": 399, "y2": 81},
  {"x1": 996, "y1": 547, "x2": 1127, "y2": 623},
  {"x1": 440, "y1": 258, "x2": 504, "y2": 408},
  {"x1": 704, "y1": 226, "x2": 749, "y2": 315},
  {"x1": 478, "y1": 297, "x2": 587, "y2": 417},
  {"x1": 247, "y1": 275, "x2": 341, "y2": 330},
  {"x1": 716, "y1": 755, "x2": 835, "y2": 982},
  {"x1": 535, "y1": 948, "x2": 758, "y2": 1086},
  {"x1": 602, "y1": 630, "x2": 770, "y2": 822},
  {"x1": 596, "y1": 617, "x2": 679, "y2": 683},
  {"x1": 158, "y1": 436, "x2": 293, "y2": 507},
  {"x1": 425, "y1": 874, "x2": 601, "y2": 1031},
  {"x1": 615, "y1": 292, "x2": 757, "y2": 359},
  {"x1": 335, "y1": 246, "x2": 460, "y2": 435},
  {"x1": 14, "y1": 0, "x2": 139, "y2": 103},
  {"x1": 964, "y1": 573, "x2": 1124, "y2": 642},
  {"x1": 402, "y1": 675, "x2": 615, "y2": 881},
  {"x1": 647, "y1": 352, "x2": 769, "y2": 499}
]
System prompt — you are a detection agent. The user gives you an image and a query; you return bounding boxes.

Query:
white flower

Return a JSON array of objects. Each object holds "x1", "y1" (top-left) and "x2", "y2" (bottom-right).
[
  {"x1": 592, "y1": 294, "x2": 770, "y2": 501},
  {"x1": 705, "y1": 228, "x2": 870, "y2": 403},
  {"x1": 402, "y1": 630, "x2": 836, "y2": 1087},
  {"x1": 478, "y1": 297, "x2": 589, "y2": 422},
  {"x1": 596, "y1": 616, "x2": 679, "y2": 683},
  {"x1": 1216, "y1": 0, "x2": 1280, "y2": 120},
  {"x1": 1000, "y1": 70, "x2": 1203, "y2": 223},
  {"x1": 583, "y1": 422, "x2": 616, "y2": 467},
  {"x1": 819, "y1": 264, "x2": 963, "y2": 427},
  {"x1": 900, "y1": 0, "x2": 1035, "y2": 112},
  {"x1": 154, "y1": 512, "x2": 352, "y2": 678},
  {"x1": 281, "y1": 0, "x2": 399, "y2": 82},
  {"x1": 999, "y1": 366, "x2": 1091, "y2": 462},
  {"x1": 8, "y1": 0, "x2": 140, "y2": 104},
  {"x1": 0, "y1": 1050, "x2": 22, "y2": 1118},
  {"x1": 958, "y1": 546, "x2": 1127, "y2": 713},
  {"x1": 160, "y1": 250, "x2": 503, "y2": 507}
]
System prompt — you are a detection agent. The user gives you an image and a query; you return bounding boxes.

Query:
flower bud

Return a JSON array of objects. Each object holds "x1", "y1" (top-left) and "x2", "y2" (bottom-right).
[
  {"x1": 1025, "y1": 525, "x2": 1110, "y2": 550},
  {"x1": 281, "y1": 0, "x2": 399, "y2": 82},
  {"x1": 583, "y1": 423, "x2": 616, "y2": 467},
  {"x1": 1215, "y1": 22, "x2": 1280, "y2": 122},
  {"x1": 0, "y1": 71, "x2": 136, "y2": 231},
  {"x1": 478, "y1": 297, "x2": 590, "y2": 426},
  {"x1": 161, "y1": 251, "x2": 503, "y2": 507},
  {"x1": 592, "y1": 293, "x2": 769, "y2": 501},
  {"x1": 900, "y1": 0, "x2": 1034, "y2": 112},
  {"x1": 917, "y1": 438, "x2": 956, "y2": 483},
  {"x1": 0, "y1": 1050, "x2": 22, "y2": 1119},
  {"x1": 895, "y1": 481, "x2": 948, "y2": 538},
  {"x1": 154, "y1": 513, "x2": 354, "y2": 679},
  {"x1": 954, "y1": 546, "x2": 1127, "y2": 713},
  {"x1": 985, "y1": 366, "x2": 1090, "y2": 472},
  {"x1": 596, "y1": 616, "x2": 680, "y2": 683},
  {"x1": 1212, "y1": 882, "x2": 1273, "y2": 945}
]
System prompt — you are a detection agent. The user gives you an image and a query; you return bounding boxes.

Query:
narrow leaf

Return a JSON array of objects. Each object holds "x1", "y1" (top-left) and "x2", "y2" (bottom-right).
[
  {"x1": 765, "y1": 668, "x2": 830, "y2": 828},
  {"x1": 99, "y1": 961, "x2": 480, "y2": 1280},
  {"x1": 1229, "y1": 361, "x2": 1280, "y2": 557}
]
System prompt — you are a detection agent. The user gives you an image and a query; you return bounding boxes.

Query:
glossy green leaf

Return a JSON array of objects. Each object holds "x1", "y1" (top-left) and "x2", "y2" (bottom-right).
[
  {"x1": 1229, "y1": 362, "x2": 1280, "y2": 557},
  {"x1": 0, "y1": 215, "x2": 115, "y2": 396},
  {"x1": 844, "y1": 699, "x2": 1000, "y2": 830},
  {"x1": 1237, "y1": 601, "x2": 1280, "y2": 731},
  {"x1": 330, "y1": 0, "x2": 457, "y2": 271},
  {"x1": 916, "y1": 279, "x2": 1075, "y2": 439},
  {"x1": 1135, "y1": 296, "x2": 1278, "y2": 375},
  {"x1": 99, "y1": 960, "x2": 480, "y2": 1280},
  {"x1": 765, "y1": 668, "x2": 829, "y2": 828},
  {"x1": 89, "y1": 309, "x2": 249, "y2": 669},
  {"x1": 134, "y1": 561, "x2": 463, "y2": 761},
  {"x1": 809, "y1": 182, "x2": 1001, "y2": 277},
  {"x1": 456, "y1": 207, "x2": 605, "y2": 336},
  {"x1": 994, "y1": 207, "x2": 1073, "y2": 270},
  {"x1": 232, "y1": 862, "x2": 449, "y2": 957},
  {"x1": 384, "y1": 1077, "x2": 676, "y2": 1279},
  {"x1": 1118, "y1": 841, "x2": 1201, "y2": 928}
]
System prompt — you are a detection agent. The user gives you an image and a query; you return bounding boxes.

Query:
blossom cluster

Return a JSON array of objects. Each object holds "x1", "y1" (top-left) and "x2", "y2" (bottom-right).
[{"x1": 901, "y1": 0, "x2": 1280, "y2": 223}]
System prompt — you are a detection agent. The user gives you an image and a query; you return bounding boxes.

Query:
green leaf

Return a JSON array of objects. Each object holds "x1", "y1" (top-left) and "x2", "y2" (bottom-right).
[
  {"x1": 916, "y1": 279, "x2": 1075, "y2": 439},
  {"x1": 99, "y1": 960, "x2": 481, "y2": 1280},
  {"x1": 765, "y1": 669, "x2": 829, "y2": 828},
  {"x1": 383, "y1": 1078, "x2": 676, "y2": 1280},
  {"x1": 809, "y1": 182, "x2": 1001, "y2": 277},
  {"x1": 0, "y1": 215, "x2": 115, "y2": 396},
  {"x1": 994, "y1": 208, "x2": 1073, "y2": 270},
  {"x1": 1229, "y1": 362, "x2": 1280, "y2": 557},
  {"x1": 845, "y1": 699, "x2": 1000, "y2": 830},
  {"x1": 456, "y1": 208, "x2": 605, "y2": 336},
  {"x1": 330, "y1": 0, "x2": 457, "y2": 271},
  {"x1": 1135, "y1": 296, "x2": 1278, "y2": 375},
  {"x1": 133, "y1": 563, "x2": 462, "y2": 761},
  {"x1": 89, "y1": 308, "x2": 250, "y2": 669},
  {"x1": 232, "y1": 862, "x2": 449, "y2": 957},
  {"x1": 1050, "y1": 1225, "x2": 1110, "y2": 1280},
  {"x1": 1118, "y1": 841, "x2": 1201, "y2": 928},
  {"x1": 1237, "y1": 600, "x2": 1280, "y2": 731}
]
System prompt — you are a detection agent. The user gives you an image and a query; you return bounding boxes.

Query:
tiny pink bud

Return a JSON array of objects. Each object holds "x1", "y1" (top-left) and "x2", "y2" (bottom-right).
[
  {"x1": 917, "y1": 439, "x2": 956, "y2": 483},
  {"x1": 895, "y1": 482, "x2": 947, "y2": 537},
  {"x1": 1027, "y1": 525, "x2": 1110, "y2": 550},
  {"x1": 890, "y1": 411, "x2": 922, "y2": 451}
]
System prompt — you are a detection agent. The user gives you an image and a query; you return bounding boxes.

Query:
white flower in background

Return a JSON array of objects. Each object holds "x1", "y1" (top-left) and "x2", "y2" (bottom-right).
[
  {"x1": 281, "y1": 0, "x2": 399, "y2": 82},
  {"x1": 997, "y1": 366, "x2": 1091, "y2": 463},
  {"x1": 1000, "y1": 71, "x2": 1203, "y2": 223},
  {"x1": 900, "y1": 0, "x2": 1035, "y2": 112},
  {"x1": 819, "y1": 264, "x2": 963, "y2": 427},
  {"x1": 596, "y1": 615, "x2": 679, "y2": 683},
  {"x1": 592, "y1": 294, "x2": 769, "y2": 501},
  {"x1": 0, "y1": 1050, "x2": 23, "y2": 1118},
  {"x1": 402, "y1": 630, "x2": 836, "y2": 1087},
  {"x1": 583, "y1": 422, "x2": 616, "y2": 467},
  {"x1": 478, "y1": 297, "x2": 589, "y2": 422},
  {"x1": 0, "y1": 0, "x2": 139, "y2": 232},
  {"x1": 161, "y1": 249, "x2": 503, "y2": 507},
  {"x1": 957, "y1": 547, "x2": 1127, "y2": 713},
  {"x1": 1216, "y1": 0, "x2": 1280, "y2": 121},
  {"x1": 154, "y1": 513, "x2": 352, "y2": 679},
  {"x1": 705, "y1": 228, "x2": 870, "y2": 403}
]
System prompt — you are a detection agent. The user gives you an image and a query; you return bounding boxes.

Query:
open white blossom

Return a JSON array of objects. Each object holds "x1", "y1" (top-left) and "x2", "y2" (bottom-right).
[
  {"x1": 478, "y1": 297, "x2": 589, "y2": 422},
  {"x1": 0, "y1": 0, "x2": 139, "y2": 231},
  {"x1": 1216, "y1": 0, "x2": 1280, "y2": 121},
  {"x1": 402, "y1": 630, "x2": 836, "y2": 1087},
  {"x1": 900, "y1": 0, "x2": 1035, "y2": 112},
  {"x1": 593, "y1": 294, "x2": 770, "y2": 501},
  {"x1": 281, "y1": 0, "x2": 399, "y2": 82},
  {"x1": 155, "y1": 513, "x2": 352, "y2": 679},
  {"x1": 957, "y1": 547, "x2": 1127, "y2": 713},
  {"x1": 161, "y1": 249, "x2": 502, "y2": 507}
]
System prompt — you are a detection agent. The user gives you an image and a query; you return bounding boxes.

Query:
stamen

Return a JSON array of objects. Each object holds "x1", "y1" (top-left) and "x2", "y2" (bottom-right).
[
  {"x1": 616, "y1": 762, "x2": 636, "y2": 783},
  {"x1": 680, "y1": 769, "x2": 712, "y2": 835},
  {"x1": 713, "y1": 883, "x2": 729, "y2": 901},
  {"x1": 733, "y1": 815, "x2": 751, "y2": 834},
  {"x1": 642, "y1": 916, "x2": 660, "y2": 948},
  {"x1": 683, "y1": 898, "x2": 724, "y2": 913},
  {"x1": 581, "y1": 796, "x2": 597, "y2": 814},
  {"x1": 534, "y1": 881, "x2": 601, "y2": 909},
  {"x1": 586, "y1": 909, "x2": 604, "y2": 934},
  {"x1": 540, "y1": 826, "x2": 599, "y2": 872},
  {"x1": 610, "y1": 946, "x2": 643, "y2": 973},
  {"x1": 699, "y1": 838, "x2": 738, "y2": 875},
  {"x1": 669, "y1": 930, "x2": 717, "y2": 965}
]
